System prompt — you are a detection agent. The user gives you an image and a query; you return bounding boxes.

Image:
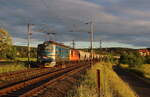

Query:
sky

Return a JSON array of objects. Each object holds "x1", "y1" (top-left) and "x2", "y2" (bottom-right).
[{"x1": 0, "y1": 0, "x2": 150, "y2": 48}]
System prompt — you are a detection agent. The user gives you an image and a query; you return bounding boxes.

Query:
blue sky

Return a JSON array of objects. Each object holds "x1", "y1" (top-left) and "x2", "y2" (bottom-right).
[{"x1": 0, "y1": 0, "x2": 150, "y2": 48}]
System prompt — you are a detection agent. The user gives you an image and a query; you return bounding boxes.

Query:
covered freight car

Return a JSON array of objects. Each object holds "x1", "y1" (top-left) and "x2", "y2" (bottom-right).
[{"x1": 78, "y1": 50, "x2": 90, "y2": 60}]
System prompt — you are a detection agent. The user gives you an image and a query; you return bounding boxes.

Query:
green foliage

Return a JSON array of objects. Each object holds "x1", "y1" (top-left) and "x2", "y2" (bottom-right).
[
  {"x1": 144, "y1": 56, "x2": 150, "y2": 64},
  {"x1": 6, "y1": 47, "x2": 17, "y2": 60},
  {"x1": 92, "y1": 47, "x2": 135, "y2": 56},
  {"x1": 107, "y1": 54, "x2": 115, "y2": 63},
  {"x1": 119, "y1": 51, "x2": 144, "y2": 67},
  {"x1": 0, "y1": 28, "x2": 17, "y2": 60},
  {"x1": 0, "y1": 63, "x2": 27, "y2": 73},
  {"x1": 14, "y1": 46, "x2": 37, "y2": 58},
  {"x1": 0, "y1": 28, "x2": 12, "y2": 46},
  {"x1": 15, "y1": 57, "x2": 37, "y2": 62},
  {"x1": 0, "y1": 28, "x2": 36, "y2": 60}
]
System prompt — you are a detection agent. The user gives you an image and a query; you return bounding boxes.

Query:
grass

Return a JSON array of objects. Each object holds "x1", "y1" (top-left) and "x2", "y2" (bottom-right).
[
  {"x1": 0, "y1": 57, "x2": 37, "y2": 73},
  {"x1": 132, "y1": 64, "x2": 150, "y2": 79},
  {"x1": 66, "y1": 62, "x2": 138, "y2": 97},
  {"x1": 0, "y1": 63, "x2": 27, "y2": 73},
  {"x1": 15, "y1": 57, "x2": 37, "y2": 62},
  {"x1": 120, "y1": 64, "x2": 150, "y2": 79},
  {"x1": 0, "y1": 57, "x2": 37, "y2": 62}
]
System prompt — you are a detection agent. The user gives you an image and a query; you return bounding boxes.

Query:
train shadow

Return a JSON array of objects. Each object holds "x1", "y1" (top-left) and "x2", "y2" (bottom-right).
[{"x1": 24, "y1": 61, "x2": 39, "y2": 68}]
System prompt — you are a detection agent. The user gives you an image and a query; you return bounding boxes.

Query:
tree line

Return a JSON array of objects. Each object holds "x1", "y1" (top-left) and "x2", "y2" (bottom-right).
[
  {"x1": 14, "y1": 45, "x2": 37, "y2": 58},
  {"x1": 119, "y1": 51, "x2": 150, "y2": 67},
  {"x1": 93, "y1": 47, "x2": 150, "y2": 67}
]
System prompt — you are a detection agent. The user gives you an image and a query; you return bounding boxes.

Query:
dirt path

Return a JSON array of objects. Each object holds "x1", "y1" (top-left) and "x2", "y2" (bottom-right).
[{"x1": 114, "y1": 66, "x2": 150, "y2": 97}]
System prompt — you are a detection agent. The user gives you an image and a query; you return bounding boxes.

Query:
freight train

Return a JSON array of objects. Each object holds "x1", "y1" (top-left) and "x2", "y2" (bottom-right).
[{"x1": 37, "y1": 40, "x2": 100, "y2": 67}]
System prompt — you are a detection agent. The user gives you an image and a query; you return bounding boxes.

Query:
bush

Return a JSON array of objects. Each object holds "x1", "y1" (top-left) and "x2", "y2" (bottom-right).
[
  {"x1": 119, "y1": 52, "x2": 144, "y2": 67},
  {"x1": 145, "y1": 56, "x2": 150, "y2": 64},
  {"x1": 6, "y1": 47, "x2": 17, "y2": 60}
]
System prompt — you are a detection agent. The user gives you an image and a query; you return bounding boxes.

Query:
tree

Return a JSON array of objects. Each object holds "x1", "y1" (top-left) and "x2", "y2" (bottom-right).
[
  {"x1": 0, "y1": 28, "x2": 16, "y2": 60},
  {"x1": 6, "y1": 47, "x2": 17, "y2": 60},
  {"x1": 0, "y1": 28, "x2": 12, "y2": 44},
  {"x1": 119, "y1": 51, "x2": 144, "y2": 67}
]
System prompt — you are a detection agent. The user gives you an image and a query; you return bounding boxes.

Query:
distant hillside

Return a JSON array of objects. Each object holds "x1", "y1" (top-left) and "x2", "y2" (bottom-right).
[
  {"x1": 13, "y1": 45, "x2": 37, "y2": 58},
  {"x1": 80, "y1": 47, "x2": 137, "y2": 56},
  {"x1": 97, "y1": 48, "x2": 137, "y2": 56}
]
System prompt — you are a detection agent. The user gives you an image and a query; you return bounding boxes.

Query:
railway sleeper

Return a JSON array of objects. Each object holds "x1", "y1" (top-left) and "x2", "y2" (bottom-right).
[
  {"x1": 19, "y1": 65, "x2": 89, "y2": 97},
  {"x1": 38, "y1": 65, "x2": 90, "y2": 97}
]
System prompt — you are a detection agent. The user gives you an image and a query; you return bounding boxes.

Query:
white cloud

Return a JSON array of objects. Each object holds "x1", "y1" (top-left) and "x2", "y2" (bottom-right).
[{"x1": 1, "y1": 0, "x2": 150, "y2": 48}]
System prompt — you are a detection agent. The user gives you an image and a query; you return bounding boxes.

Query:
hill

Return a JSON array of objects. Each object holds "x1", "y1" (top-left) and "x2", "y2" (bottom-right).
[{"x1": 79, "y1": 47, "x2": 136, "y2": 56}]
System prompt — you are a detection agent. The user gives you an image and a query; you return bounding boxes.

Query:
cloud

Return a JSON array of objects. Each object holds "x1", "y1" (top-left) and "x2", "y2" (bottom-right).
[{"x1": 0, "y1": 0, "x2": 150, "y2": 48}]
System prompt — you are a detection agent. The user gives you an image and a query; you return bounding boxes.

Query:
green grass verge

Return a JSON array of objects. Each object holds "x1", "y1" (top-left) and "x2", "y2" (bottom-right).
[
  {"x1": 120, "y1": 64, "x2": 150, "y2": 79},
  {"x1": 66, "y1": 62, "x2": 138, "y2": 97},
  {"x1": 131, "y1": 64, "x2": 150, "y2": 79},
  {"x1": 15, "y1": 57, "x2": 37, "y2": 62},
  {"x1": 0, "y1": 63, "x2": 27, "y2": 73}
]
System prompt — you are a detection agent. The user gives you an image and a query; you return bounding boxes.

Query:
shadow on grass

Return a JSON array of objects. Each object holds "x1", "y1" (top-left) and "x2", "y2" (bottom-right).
[
  {"x1": 24, "y1": 61, "x2": 39, "y2": 68},
  {"x1": 113, "y1": 65, "x2": 150, "y2": 81}
]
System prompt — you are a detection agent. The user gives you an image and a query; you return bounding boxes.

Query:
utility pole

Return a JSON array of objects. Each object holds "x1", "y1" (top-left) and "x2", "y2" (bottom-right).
[
  {"x1": 72, "y1": 40, "x2": 75, "y2": 49},
  {"x1": 86, "y1": 16, "x2": 94, "y2": 59},
  {"x1": 27, "y1": 24, "x2": 34, "y2": 68},
  {"x1": 89, "y1": 16, "x2": 94, "y2": 59},
  {"x1": 100, "y1": 40, "x2": 102, "y2": 49}
]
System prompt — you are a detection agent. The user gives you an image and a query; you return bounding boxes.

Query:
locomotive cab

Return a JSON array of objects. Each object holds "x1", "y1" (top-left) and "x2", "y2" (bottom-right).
[{"x1": 37, "y1": 41, "x2": 56, "y2": 67}]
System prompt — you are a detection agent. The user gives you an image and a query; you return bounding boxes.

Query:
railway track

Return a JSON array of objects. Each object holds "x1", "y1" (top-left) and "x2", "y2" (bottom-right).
[
  {"x1": 0, "y1": 61, "x2": 82, "y2": 87},
  {"x1": 0, "y1": 60, "x2": 84, "y2": 82},
  {"x1": 0, "y1": 68, "x2": 43, "y2": 81},
  {"x1": 0, "y1": 68, "x2": 58, "y2": 88},
  {"x1": 0, "y1": 60, "x2": 95, "y2": 97}
]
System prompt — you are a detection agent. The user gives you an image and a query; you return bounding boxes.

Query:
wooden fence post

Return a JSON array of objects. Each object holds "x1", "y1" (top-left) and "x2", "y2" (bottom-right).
[{"x1": 97, "y1": 69, "x2": 100, "y2": 97}]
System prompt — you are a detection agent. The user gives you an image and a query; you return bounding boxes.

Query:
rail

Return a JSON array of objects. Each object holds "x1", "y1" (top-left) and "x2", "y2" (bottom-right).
[{"x1": 0, "y1": 59, "x2": 99, "y2": 97}]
